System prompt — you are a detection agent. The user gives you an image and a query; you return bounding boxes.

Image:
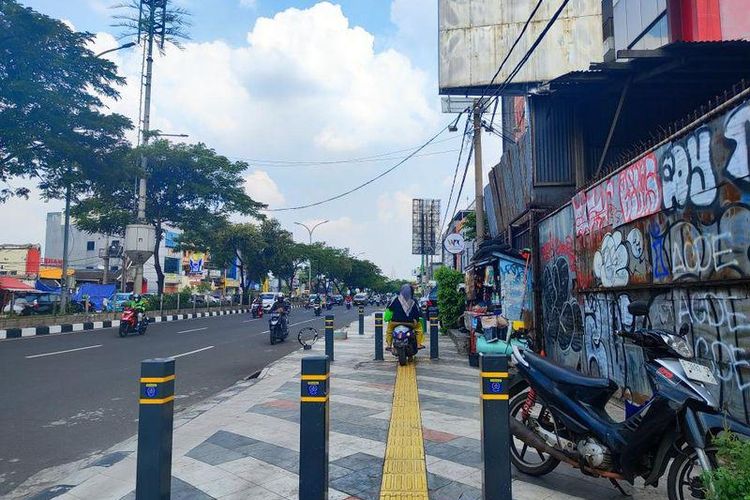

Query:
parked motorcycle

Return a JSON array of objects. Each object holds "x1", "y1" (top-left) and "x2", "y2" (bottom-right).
[
  {"x1": 251, "y1": 302, "x2": 264, "y2": 318},
  {"x1": 390, "y1": 323, "x2": 418, "y2": 366},
  {"x1": 269, "y1": 312, "x2": 288, "y2": 345},
  {"x1": 509, "y1": 300, "x2": 750, "y2": 500},
  {"x1": 118, "y1": 306, "x2": 147, "y2": 337}
]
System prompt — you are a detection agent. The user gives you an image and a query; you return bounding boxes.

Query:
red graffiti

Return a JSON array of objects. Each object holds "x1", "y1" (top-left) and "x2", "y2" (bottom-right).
[
  {"x1": 541, "y1": 235, "x2": 576, "y2": 273},
  {"x1": 618, "y1": 152, "x2": 662, "y2": 224}
]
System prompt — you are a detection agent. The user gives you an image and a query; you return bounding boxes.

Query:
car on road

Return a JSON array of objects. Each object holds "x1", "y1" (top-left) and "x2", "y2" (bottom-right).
[
  {"x1": 331, "y1": 294, "x2": 344, "y2": 305},
  {"x1": 420, "y1": 286, "x2": 439, "y2": 316},
  {"x1": 353, "y1": 292, "x2": 368, "y2": 306},
  {"x1": 260, "y1": 292, "x2": 281, "y2": 312}
]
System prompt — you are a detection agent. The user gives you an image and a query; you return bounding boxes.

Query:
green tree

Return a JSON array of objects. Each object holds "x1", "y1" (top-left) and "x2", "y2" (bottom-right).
[
  {"x1": 0, "y1": 1, "x2": 132, "y2": 200},
  {"x1": 434, "y1": 266, "x2": 465, "y2": 331},
  {"x1": 462, "y1": 211, "x2": 488, "y2": 241},
  {"x1": 74, "y1": 140, "x2": 264, "y2": 293}
]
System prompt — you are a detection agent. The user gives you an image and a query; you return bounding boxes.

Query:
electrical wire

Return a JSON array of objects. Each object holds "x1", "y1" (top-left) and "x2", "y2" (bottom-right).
[
  {"x1": 241, "y1": 148, "x2": 459, "y2": 168},
  {"x1": 263, "y1": 124, "x2": 452, "y2": 212},
  {"x1": 440, "y1": 115, "x2": 472, "y2": 237},
  {"x1": 449, "y1": 140, "x2": 475, "y2": 228}
]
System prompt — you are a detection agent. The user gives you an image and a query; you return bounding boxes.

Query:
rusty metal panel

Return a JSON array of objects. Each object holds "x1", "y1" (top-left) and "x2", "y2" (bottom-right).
[
  {"x1": 530, "y1": 96, "x2": 577, "y2": 185},
  {"x1": 489, "y1": 131, "x2": 533, "y2": 232},
  {"x1": 439, "y1": 0, "x2": 604, "y2": 92}
]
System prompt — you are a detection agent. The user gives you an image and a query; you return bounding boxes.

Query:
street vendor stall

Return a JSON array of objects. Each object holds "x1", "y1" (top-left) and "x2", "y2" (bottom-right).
[{"x1": 463, "y1": 242, "x2": 532, "y2": 365}]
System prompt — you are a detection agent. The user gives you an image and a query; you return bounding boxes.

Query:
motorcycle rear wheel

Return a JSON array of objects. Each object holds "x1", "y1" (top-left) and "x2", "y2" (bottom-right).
[
  {"x1": 667, "y1": 445, "x2": 717, "y2": 500},
  {"x1": 509, "y1": 390, "x2": 561, "y2": 476},
  {"x1": 118, "y1": 323, "x2": 127, "y2": 337},
  {"x1": 397, "y1": 349, "x2": 407, "y2": 366},
  {"x1": 270, "y1": 331, "x2": 277, "y2": 345}
]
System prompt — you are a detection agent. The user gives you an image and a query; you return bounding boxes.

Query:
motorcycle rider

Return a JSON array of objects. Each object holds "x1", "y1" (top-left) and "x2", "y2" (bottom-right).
[
  {"x1": 270, "y1": 294, "x2": 289, "y2": 333},
  {"x1": 384, "y1": 284, "x2": 424, "y2": 351},
  {"x1": 126, "y1": 294, "x2": 147, "y2": 330}
]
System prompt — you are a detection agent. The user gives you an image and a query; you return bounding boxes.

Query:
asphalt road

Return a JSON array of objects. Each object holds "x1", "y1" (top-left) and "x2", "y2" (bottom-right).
[{"x1": 0, "y1": 305, "x2": 373, "y2": 495}]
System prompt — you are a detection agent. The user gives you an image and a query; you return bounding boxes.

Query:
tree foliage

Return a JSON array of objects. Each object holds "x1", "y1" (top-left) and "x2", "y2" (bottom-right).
[
  {"x1": 434, "y1": 266, "x2": 465, "y2": 331},
  {"x1": 73, "y1": 140, "x2": 264, "y2": 293},
  {"x1": 0, "y1": 0, "x2": 132, "y2": 200}
]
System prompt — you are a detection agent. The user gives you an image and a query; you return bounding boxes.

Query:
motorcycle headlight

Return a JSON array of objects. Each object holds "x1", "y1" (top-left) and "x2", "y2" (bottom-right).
[{"x1": 661, "y1": 333, "x2": 693, "y2": 359}]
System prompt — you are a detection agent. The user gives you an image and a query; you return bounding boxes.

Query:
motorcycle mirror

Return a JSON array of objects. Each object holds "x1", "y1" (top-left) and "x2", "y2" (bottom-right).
[{"x1": 627, "y1": 301, "x2": 649, "y2": 317}]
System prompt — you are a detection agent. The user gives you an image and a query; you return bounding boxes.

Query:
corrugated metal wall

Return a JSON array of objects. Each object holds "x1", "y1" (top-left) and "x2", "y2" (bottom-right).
[
  {"x1": 530, "y1": 96, "x2": 578, "y2": 185},
  {"x1": 488, "y1": 131, "x2": 533, "y2": 232}
]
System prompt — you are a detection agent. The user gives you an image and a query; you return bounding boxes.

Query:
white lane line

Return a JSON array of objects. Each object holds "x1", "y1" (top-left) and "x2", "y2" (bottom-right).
[
  {"x1": 177, "y1": 327, "x2": 208, "y2": 334},
  {"x1": 242, "y1": 319, "x2": 260, "y2": 323},
  {"x1": 169, "y1": 345, "x2": 214, "y2": 358},
  {"x1": 26, "y1": 344, "x2": 102, "y2": 359}
]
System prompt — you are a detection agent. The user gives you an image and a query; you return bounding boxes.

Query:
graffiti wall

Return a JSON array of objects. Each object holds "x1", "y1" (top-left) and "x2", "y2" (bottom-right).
[{"x1": 538, "y1": 98, "x2": 750, "y2": 422}]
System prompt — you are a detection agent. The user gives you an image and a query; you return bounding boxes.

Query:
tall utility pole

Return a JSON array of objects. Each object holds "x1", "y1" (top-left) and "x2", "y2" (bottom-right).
[{"x1": 473, "y1": 100, "x2": 485, "y2": 244}]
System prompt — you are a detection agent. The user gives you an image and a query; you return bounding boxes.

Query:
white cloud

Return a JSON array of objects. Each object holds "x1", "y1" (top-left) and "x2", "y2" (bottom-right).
[{"x1": 243, "y1": 170, "x2": 284, "y2": 206}]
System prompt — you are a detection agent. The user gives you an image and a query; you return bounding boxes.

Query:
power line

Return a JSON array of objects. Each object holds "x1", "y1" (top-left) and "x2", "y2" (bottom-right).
[
  {"x1": 449, "y1": 140, "x2": 475, "y2": 227},
  {"x1": 233, "y1": 135, "x2": 461, "y2": 166},
  {"x1": 242, "y1": 148, "x2": 459, "y2": 168},
  {"x1": 440, "y1": 114, "x2": 472, "y2": 236},
  {"x1": 264, "y1": 125, "x2": 452, "y2": 212}
]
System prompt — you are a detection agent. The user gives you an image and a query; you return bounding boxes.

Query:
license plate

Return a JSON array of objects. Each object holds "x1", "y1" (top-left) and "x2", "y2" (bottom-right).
[{"x1": 680, "y1": 359, "x2": 718, "y2": 385}]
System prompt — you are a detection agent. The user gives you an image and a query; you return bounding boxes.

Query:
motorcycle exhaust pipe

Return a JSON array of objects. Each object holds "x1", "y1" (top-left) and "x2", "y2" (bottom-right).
[{"x1": 509, "y1": 418, "x2": 624, "y2": 480}]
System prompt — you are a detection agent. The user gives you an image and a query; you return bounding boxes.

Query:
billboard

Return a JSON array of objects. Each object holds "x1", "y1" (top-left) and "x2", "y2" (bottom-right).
[
  {"x1": 438, "y1": 0, "x2": 603, "y2": 94},
  {"x1": 412, "y1": 199, "x2": 441, "y2": 255}
]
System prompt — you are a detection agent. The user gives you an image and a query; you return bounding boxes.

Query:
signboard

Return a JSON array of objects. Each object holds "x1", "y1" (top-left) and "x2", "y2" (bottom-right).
[
  {"x1": 188, "y1": 252, "x2": 205, "y2": 275},
  {"x1": 444, "y1": 233, "x2": 466, "y2": 254},
  {"x1": 412, "y1": 199, "x2": 441, "y2": 255},
  {"x1": 438, "y1": 0, "x2": 603, "y2": 94}
]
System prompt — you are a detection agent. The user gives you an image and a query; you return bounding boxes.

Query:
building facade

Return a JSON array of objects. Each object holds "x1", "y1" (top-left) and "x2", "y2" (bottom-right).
[{"x1": 0, "y1": 244, "x2": 41, "y2": 279}]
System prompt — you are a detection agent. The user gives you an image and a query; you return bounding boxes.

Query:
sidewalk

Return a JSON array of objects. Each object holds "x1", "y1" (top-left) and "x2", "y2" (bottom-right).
[{"x1": 13, "y1": 315, "x2": 667, "y2": 500}]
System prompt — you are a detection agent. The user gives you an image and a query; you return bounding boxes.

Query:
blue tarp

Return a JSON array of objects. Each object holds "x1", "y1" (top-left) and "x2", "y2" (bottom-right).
[
  {"x1": 72, "y1": 283, "x2": 117, "y2": 311},
  {"x1": 35, "y1": 280, "x2": 61, "y2": 293}
]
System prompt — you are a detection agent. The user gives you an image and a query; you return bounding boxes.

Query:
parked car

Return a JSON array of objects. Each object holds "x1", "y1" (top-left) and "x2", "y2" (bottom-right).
[
  {"x1": 2, "y1": 293, "x2": 61, "y2": 315},
  {"x1": 353, "y1": 292, "x2": 368, "y2": 306}
]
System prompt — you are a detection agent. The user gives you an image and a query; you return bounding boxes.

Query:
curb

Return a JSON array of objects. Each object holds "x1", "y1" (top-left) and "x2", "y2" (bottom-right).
[{"x1": 0, "y1": 308, "x2": 251, "y2": 341}]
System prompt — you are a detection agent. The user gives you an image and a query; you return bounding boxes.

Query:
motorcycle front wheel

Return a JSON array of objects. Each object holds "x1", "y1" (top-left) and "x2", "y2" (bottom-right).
[
  {"x1": 118, "y1": 323, "x2": 128, "y2": 337},
  {"x1": 397, "y1": 348, "x2": 407, "y2": 366},
  {"x1": 667, "y1": 445, "x2": 718, "y2": 500},
  {"x1": 509, "y1": 390, "x2": 561, "y2": 476}
]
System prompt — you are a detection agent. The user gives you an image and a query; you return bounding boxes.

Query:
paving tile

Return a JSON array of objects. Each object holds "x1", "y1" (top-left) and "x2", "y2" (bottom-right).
[
  {"x1": 422, "y1": 428, "x2": 459, "y2": 443},
  {"x1": 215, "y1": 484, "x2": 284, "y2": 499},
  {"x1": 430, "y1": 480, "x2": 482, "y2": 500},
  {"x1": 169, "y1": 476, "x2": 216, "y2": 499},
  {"x1": 262, "y1": 475, "x2": 299, "y2": 499},
  {"x1": 185, "y1": 442, "x2": 245, "y2": 466},
  {"x1": 329, "y1": 469, "x2": 382, "y2": 500},
  {"x1": 205, "y1": 430, "x2": 259, "y2": 450},
  {"x1": 423, "y1": 441, "x2": 469, "y2": 461},
  {"x1": 25, "y1": 484, "x2": 75, "y2": 500},
  {"x1": 331, "y1": 452, "x2": 384, "y2": 472},
  {"x1": 87, "y1": 451, "x2": 132, "y2": 468},
  {"x1": 448, "y1": 449, "x2": 483, "y2": 468}
]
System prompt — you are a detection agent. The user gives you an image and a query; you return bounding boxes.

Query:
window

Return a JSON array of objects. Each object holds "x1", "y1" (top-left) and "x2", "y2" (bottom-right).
[
  {"x1": 86, "y1": 241, "x2": 95, "y2": 251},
  {"x1": 164, "y1": 257, "x2": 180, "y2": 274}
]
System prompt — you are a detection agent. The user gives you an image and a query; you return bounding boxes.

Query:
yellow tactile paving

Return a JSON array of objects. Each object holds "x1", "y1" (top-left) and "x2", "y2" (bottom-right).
[{"x1": 380, "y1": 362, "x2": 429, "y2": 499}]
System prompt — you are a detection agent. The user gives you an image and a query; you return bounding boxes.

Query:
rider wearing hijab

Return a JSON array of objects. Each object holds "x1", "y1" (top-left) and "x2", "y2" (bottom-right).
[{"x1": 384, "y1": 284, "x2": 424, "y2": 349}]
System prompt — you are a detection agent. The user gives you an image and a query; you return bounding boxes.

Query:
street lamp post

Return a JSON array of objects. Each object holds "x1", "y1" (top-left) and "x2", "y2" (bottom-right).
[
  {"x1": 294, "y1": 220, "x2": 329, "y2": 294},
  {"x1": 60, "y1": 42, "x2": 136, "y2": 312}
]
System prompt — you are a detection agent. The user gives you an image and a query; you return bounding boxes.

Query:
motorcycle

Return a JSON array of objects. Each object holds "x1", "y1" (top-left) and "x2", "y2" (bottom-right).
[
  {"x1": 269, "y1": 312, "x2": 288, "y2": 345},
  {"x1": 313, "y1": 303, "x2": 322, "y2": 316},
  {"x1": 325, "y1": 301, "x2": 333, "y2": 311},
  {"x1": 251, "y1": 302, "x2": 264, "y2": 318},
  {"x1": 119, "y1": 307, "x2": 147, "y2": 337},
  {"x1": 345, "y1": 301, "x2": 351, "y2": 310},
  {"x1": 509, "y1": 300, "x2": 750, "y2": 500},
  {"x1": 391, "y1": 324, "x2": 418, "y2": 366}
]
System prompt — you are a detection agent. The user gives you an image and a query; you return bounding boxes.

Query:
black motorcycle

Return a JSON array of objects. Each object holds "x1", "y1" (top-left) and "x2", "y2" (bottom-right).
[
  {"x1": 390, "y1": 324, "x2": 418, "y2": 366},
  {"x1": 313, "y1": 303, "x2": 322, "y2": 316},
  {"x1": 509, "y1": 301, "x2": 750, "y2": 499},
  {"x1": 251, "y1": 302, "x2": 263, "y2": 318},
  {"x1": 269, "y1": 312, "x2": 288, "y2": 345}
]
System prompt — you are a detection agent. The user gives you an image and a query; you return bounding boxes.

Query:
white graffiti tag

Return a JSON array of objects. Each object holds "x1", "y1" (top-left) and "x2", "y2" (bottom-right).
[
  {"x1": 724, "y1": 102, "x2": 750, "y2": 184},
  {"x1": 593, "y1": 232, "x2": 629, "y2": 287},
  {"x1": 661, "y1": 128, "x2": 717, "y2": 209}
]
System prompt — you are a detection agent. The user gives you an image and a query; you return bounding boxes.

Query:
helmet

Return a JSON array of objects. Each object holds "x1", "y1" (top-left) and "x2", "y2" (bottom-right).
[{"x1": 132, "y1": 294, "x2": 141, "y2": 301}]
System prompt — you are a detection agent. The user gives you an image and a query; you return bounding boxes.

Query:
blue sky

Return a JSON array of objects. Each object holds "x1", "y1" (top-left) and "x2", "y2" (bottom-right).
[{"x1": 7, "y1": 0, "x2": 497, "y2": 278}]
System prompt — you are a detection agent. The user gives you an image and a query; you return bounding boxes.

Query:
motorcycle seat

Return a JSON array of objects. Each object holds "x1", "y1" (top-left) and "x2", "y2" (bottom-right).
[{"x1": 525, "y1": 351, "x2": 613, "y2": 390}]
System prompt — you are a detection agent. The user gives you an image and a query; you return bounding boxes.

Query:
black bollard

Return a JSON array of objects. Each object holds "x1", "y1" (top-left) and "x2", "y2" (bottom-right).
[
  {"x1": 299, "y1": 355, "x2": 330, "y2": 500},
  {"x1": 429, "y1": 314, "x2": 439, "y2": 360},
  {"x1": 479, "y1": 354, "x2": 512, "y2": 500},
  {"x1": 358, "y1": 305, "x2": 364, "y2": 335},
  {"x1": 374, "y1": 312, "x2": 384, "y2": 361},
  {"x1": 136, "y1": 358, "x2": 176, "y2": 500},
  {"x1": 325, "y1": 315, "x2": 334, "y2": 362}
]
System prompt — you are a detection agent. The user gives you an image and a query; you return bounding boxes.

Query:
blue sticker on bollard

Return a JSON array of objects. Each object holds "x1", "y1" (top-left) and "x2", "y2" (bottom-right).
[
  {"x1": 145, "y1": 386, "x2": 157, "y2": 398},
  {"x1": 308, "y1": 384, "x2": 319, "y2": 396},
  {"x1": 489, "y1": 381, "x2": 503, "y2": 393}
]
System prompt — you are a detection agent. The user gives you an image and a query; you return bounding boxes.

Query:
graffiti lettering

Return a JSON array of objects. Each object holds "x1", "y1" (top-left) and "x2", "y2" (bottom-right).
[
  {"x1": 593, "y1": 232, "x2": 629, "y2": 287},
  {"x1": 619, "y1": 153, "x2": 662, "y2": 224},
  {"x1": 573, "y1": 191, "x2": 589, "y2": 236},
  {"x1": 662, "y1": 128, "x2": 717, "y2": 210},
  {"x1": 695, "y1": 337, "x2": 750, "y2": 392},
  {"x1": 724, "y1": 103, "x2": 750, "y2": 187}
]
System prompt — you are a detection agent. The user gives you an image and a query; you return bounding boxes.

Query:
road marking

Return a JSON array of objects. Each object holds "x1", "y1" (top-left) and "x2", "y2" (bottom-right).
[
  {"x1": 242, "y1": 319, "x2": 260, "y2": 323},
  {"x1": 177, "y1": 327, "x2": 208, "y2": 334},
  {"x1": 26, "y1": 344, "x2": 102, "y2": 359},
  {"x1": 169, "y1": 345, "x2": 214, "y2": 359}
]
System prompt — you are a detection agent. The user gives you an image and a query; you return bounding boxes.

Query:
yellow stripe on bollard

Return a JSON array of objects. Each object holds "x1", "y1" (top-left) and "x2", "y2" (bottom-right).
[
  {"x1": 301, "y1": 374, "x2": 329, "y2": 381},
  {"x1": 140, "y1": 375, "x2": 175, "y2": 383},
  {"x1": 480, "y1": 371, "x2": 509, "y2": 378},
  {"x1": 139, "y1": 395, "x2": 175, "y2": 405}
]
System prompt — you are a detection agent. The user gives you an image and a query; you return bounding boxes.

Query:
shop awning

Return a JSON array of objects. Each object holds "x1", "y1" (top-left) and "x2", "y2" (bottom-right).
[{"x1": 0, "y1": 276, "x2": 37, "y2": 292}]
